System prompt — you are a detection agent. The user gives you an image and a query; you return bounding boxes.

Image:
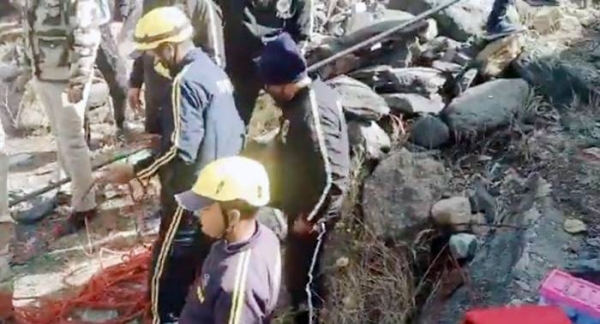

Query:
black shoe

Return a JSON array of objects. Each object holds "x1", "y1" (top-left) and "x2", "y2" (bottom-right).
[{"x1": 484, "y1": 22, "x2": 526, "y2": 41}]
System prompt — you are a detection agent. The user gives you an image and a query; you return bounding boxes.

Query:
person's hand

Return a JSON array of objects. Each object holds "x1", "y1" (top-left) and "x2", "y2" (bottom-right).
[
  {"x1": 128, "y1": 88, "x2": 143, "y2": 116},
  {"x1": 292, "y1": 214, "x2": 316, "y2": 236},
  {"x1": 66, "y1": 82, "x2": 84, "y2": 103},
  {"x1": 96, "y1": 163, "x2": 135, "y2": 184}
]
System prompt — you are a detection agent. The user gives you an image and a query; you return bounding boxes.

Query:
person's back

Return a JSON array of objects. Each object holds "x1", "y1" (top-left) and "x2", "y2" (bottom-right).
[
  {"x1": 179, "y1": 223, "x2": 281, "y2": 323},
  {"x1": 157, "y1": 47, "x2": 244, "y2": 211}
]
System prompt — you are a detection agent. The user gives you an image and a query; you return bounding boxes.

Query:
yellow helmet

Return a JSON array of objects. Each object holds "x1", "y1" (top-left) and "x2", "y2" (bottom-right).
[
  {"x1": 175, "y1": 156, "x2": 271, "y2": 211},
  {"x1": 133, "y1": 6, "x2": 194, "y2": 51}
]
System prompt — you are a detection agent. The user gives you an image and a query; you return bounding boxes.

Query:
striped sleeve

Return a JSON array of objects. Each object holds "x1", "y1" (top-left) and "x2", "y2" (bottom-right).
[
  {"x1": 133, "y1": 66, "x2": 202, "y2": 181},
  {"x1": 304, "y1": 89, "x2": 333, "y2": 222},
  {"x1": 214, "y1": 250, "x2": 263, "y2": 324}
]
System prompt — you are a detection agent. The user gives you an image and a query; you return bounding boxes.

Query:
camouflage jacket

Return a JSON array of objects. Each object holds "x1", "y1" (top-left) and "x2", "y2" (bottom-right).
[{"x1": 19, "y1": 0, "x2": 102, "y2": 85}]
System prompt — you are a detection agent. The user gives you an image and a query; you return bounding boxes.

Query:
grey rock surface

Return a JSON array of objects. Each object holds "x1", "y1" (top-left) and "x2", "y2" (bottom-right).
[
  {"x1": 347, "y1": 120, "x2": 391, "y2": 160},
  {"x1": 362, "y1": 149, "x2": 450, "y2": 240},
  {"x1": 441, "y1": 79, "x2": 530, "y2": 136},
  {"x1": 327, "y1": 75, "x2": 390, "y2": 121}
]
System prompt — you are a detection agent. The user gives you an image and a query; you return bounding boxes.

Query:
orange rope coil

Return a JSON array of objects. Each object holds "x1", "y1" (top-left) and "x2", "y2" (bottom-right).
[{"x1": 1, "y1": 248, "x2": 152, "y2": 324}]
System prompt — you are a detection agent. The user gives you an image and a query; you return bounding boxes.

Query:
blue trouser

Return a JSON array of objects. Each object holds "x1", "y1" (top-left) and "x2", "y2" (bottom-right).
[{"x1": 486, "y1": 0, "x2": 514, "y2": 31}]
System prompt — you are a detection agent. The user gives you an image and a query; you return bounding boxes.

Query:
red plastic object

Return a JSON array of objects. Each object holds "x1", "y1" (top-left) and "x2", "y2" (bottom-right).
[
  {"x1": 463, "y1": 305, "x2": 571, "y2": 324},
  {"x1": 541, "y1": 269, "x2": 600, "y2": 318}
]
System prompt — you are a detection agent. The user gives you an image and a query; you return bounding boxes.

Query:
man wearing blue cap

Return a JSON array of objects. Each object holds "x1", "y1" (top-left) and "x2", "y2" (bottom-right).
[{"x1": 256, "y1": 32, "x2": 350, "y2": 324}]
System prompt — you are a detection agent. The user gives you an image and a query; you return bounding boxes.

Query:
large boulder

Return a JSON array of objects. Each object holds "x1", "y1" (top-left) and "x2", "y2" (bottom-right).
[
  {"x1": 351, "y1": 66, "x2": 447, "y2": 96},
  {"x1": 441, "y1": 79, "x2": 530, "y2": 136},
  {"x1": 362, "y1": 149, "x2": 450, "y2": 240},
  {"x1": 326, "y1": 75, "x2": 390, "y2": 121},
  {"x1": 347, "y1": 120, "x2": 391, "y2": 160},
  {"x1": 388, "y1": 0, "x2": 493, "y2": 41}
]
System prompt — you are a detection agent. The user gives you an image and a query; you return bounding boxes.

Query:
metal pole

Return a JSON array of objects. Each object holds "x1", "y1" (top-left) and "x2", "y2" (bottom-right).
[{"x1": 307, "y1": 0, "x2": 463, "y2": 73}]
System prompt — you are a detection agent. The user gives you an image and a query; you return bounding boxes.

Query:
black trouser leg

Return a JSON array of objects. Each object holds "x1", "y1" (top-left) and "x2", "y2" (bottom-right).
[
  {"x1": 230, "y1": 73, "x2": 262, "y2": 127},
  {"x1": 486, "y1": 0, "x2": 513, "y2": 31},
  {"x1": 96, "y1": 24, "x2": 128, "y2": 129},
  {"x1": 285, "y1": 221, "x2": 332, "y2": 324},
  {"x1": 148, "y1": 202, "x2": 215, "y2": 322}
]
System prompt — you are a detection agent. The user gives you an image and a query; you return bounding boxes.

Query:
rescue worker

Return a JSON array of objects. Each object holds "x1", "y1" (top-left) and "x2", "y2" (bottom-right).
[
  {"x1": 127, "y1": 0, "x2": 223, "y2": 135},
  {"x1": 176, "y1": 156, "x2": 281, "y2": 324},
  {"x1": 97, "y1": 6, "x2": 245, "y2": 323},
  {"x1": 256, "y1": 32, "x2": 350, "y2": 324},
  {"x1": 95, "y1": 0, "x2": 130, "y2": 135},
  {"x1": 217, "y1": 0, "x2": 314, "y2": 126},
  {"x1": 17, "y1": 0, "x2": 102, "y2": 238}
]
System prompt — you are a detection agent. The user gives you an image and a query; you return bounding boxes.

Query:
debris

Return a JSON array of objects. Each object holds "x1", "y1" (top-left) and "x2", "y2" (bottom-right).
[
  {"x1": 327, "y1": 75, "x2": 390, "y2": 121},
  {"x1": 441, "y1": 78, "x2": 530, "y2": 137},
  {"x1": 431, "y1": 196, "x2": 472, "y2": 231},
  {"x1": 347, "y1": 120, "x2": 391, "y2": 160},
  {"x1": 449, "y1": 233, "x2": 478, "y2": 261},
  {"x1": 78, "y1": 309, "x2": 119, "y2": 323},
  {"x1": 469, "y1": 175, "x2": 497, "y2": 224},
  {"x1": 352, "y1": 66, "x2": 447, "y2": 96},
  {"x1": 476, "y1": 34, "x2": 524, "y2": 78},
  {"x1": 410, "y1": 114, "x2": 450, "y2": 149},
  {"x1": 362, "y1": 148, "x2": 449, "y2": 240},
  {"x1": 388, "y1": 0, "x2": 494, "y2": 41},
  {"x1": 383, "y1": 93, "x2": 445, "y2": 115},
  {"x1": 563, "y1": 218, "x2": 587, "y2": 234}
]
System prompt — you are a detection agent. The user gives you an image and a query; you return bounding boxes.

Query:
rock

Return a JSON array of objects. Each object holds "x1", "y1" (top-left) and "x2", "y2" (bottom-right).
[
  {"x1": 563, "y1": 218, "x2": 587, "y2": 234},
  {"x1": 351, "y1": 66, "x2": 447, "y2": 96},
  {"x1": 347, "y1": 120, "x2": 391, "y2": 160},
  {"x1": 470, "y1": 213, "x2": 490, "y2": 237},
  {"x1": 326, "y1": 75, "x2": 390, "y2": 121},
  {"x1": 513, "y1": 41, "x2": 600, "y2": 107},
  {"x1": 432, "y1": 60, "x2": 462, "y2": 74},
  {"x1": 449, "y1": 233, "x2": 478, "y2": 261},
  {"x1": 531, "y1": 7, "x2": 582, "y2": 36},
  {"x1": 257, "y1": 207, "x2": 287, "y2": 240},
  {"x1": 476, "y1": 34, "x2": 524, "y2": 78},
  {"x1": 388, "y1": 0, "x2": 493, "y2": 41},
  {"x1": 410, "y1": 115, "x2": 450, "y2": 149},
  {"x1": 362, "y1": 149, "x2": 450, "y2": 240},
  {"x1": 17, "y1": 87, "x2": 50, "y2": 131},
  {"x1": 431, "y1": 196, "x2": 472, "y2": 231},
  {"x1": 420, "y1": 36, "x2": 463, "y2": 63},
  {"x1": 441, "y1": 79, "x2": 530, "y2": 136},
  {"x1": 8, "y1": 153, "x2": 34, "y2": 168},
  {"x1": 420, "y1": 18, "x2": 439, "y2": 42},
  {"x1": 469, "y1": 176, "x2": 497, "y2": 224},
  {"x1": 582, "y1": 147, "x2": 600, "y2": 160},
  {"x1": 87, "y1": 75, "x2": 110, "y2": 109},
  {"x1": 383, "y1": 93, "x2": 445, "y2": 115}
]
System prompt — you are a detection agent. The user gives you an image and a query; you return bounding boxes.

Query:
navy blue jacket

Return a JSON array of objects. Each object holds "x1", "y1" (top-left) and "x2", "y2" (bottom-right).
[
  {"x1": 133, "y1": 48, "x2": 245, "y2": 185},
  {"x1": 179, "y1": 223, "x2": 282, "y2": 324}
]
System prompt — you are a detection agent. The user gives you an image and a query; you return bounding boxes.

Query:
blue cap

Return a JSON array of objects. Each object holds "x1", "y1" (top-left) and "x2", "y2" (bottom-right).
[{"x1": 256, "y1": 32, "x2": 307, "y2": 85}]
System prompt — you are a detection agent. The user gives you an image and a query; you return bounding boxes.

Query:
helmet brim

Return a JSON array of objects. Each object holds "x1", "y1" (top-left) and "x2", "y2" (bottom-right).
[{"x1": 175, "y1": 190, "x2": 214, "y2": 211}]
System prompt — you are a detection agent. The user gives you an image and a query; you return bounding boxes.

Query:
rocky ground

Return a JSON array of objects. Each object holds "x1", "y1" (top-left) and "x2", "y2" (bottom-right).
[{"x1": 2, "y1": 0, "x2": 600, "y2": 323}]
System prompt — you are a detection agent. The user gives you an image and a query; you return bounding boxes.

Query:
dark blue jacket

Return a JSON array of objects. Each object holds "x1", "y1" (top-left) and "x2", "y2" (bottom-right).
[
  {"x1": 179, "y1": 223, "x2": 282, "y2": 324},
  {"x1": 133, "y1": 48, "x2": 245, "y2": 187}
]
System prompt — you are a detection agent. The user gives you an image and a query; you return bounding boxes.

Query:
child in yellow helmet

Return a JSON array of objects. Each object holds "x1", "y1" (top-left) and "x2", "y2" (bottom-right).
[{"x1": 176, "y1": 156, "x2": 281, "y2": 324}]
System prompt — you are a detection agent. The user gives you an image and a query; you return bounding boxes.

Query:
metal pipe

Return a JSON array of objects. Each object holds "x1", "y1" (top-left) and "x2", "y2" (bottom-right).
[{"x1": 307, "y1": 0, "x2": 463, "y2": 73}]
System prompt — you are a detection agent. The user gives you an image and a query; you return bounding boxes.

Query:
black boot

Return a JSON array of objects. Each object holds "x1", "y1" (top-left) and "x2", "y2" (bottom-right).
[{"x1": 484, "y1": 0, "x2": 525, "y2": 41}]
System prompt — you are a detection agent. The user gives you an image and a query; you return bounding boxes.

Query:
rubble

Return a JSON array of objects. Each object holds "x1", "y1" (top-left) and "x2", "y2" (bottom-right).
[
  {"x1": 347, "y1": 120, "x2": 391, "y2": 160},
  {"x1": 327, "y1": 75, "x2": 391, "y2": 120},
  {"x1": 382, "y1": 92, "x2": 445, "y2": 115},
  {"x1": 410, "y1": 114, "x2": 450, "y2": 149},
  {"x1": 431, "y1": 196, "x2": 473, "y2": 232},
  {"x1": 362, "y1": 148, "x2": 450, "y2": 240},
  {"x1": 441, "y1": 79, "x2": 531, "y2": 137}
]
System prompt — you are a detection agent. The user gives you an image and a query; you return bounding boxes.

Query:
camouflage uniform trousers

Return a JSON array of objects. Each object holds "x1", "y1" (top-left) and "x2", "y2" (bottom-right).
[
  {"x1": 31, "y1": 79, "x2": 96, "y2": 212},
  {"x1": 96, "y1": 23, "x2": 128, "y2": 129}
]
